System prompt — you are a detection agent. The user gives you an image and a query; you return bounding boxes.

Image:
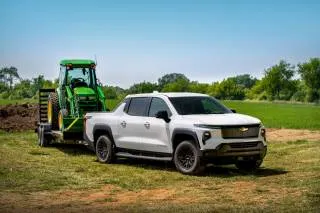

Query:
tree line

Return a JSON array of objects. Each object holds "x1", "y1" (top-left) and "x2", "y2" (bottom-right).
[{"x1": 1, "y1": 58, "x2": 319, "y2": 103}]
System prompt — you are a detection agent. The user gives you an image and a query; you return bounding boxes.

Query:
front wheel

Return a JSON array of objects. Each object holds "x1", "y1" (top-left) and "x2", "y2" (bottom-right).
[
  {"x1": 174, "y1": 140, "x2": 204, "y2": 175},
  {"x1": 235, "y1": 159, "x2": 263, "y2": 171},
  {"x1": 95, "y1": 135, "x2": 116, "y2": 163}
]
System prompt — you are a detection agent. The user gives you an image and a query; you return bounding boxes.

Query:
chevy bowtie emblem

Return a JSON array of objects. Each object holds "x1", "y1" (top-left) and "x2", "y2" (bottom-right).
[{"x1": 239, "y1": 127, "x2": 249, "y2": 132}]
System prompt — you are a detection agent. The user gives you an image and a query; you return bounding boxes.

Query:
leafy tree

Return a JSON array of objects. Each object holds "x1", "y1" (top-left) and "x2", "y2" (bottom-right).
[
  {"x1": 127, "y1": 81, "x2": 158, "y2": 94},
  {"x1": 162, "y1": 77, "x2": 190, "y2": 92},
  {"x1": 233, "y1": 74, "x2": 257, "y2": 88},
  {"x1": 158, "y1": 73, "x2": 189, "y2": 90},
  {"x1": 188, "y1": 81, "x2": 209, "y2": 94},
  {"x1": 261, "y1": 60, "x2": 295, "y2": 100},
  {"x1": 298, "y1": 58, "x2": 320, "y2": 102},
  {"x1": 102, "y1": 86, "x2": 123, "y2": 99},
  {"x1": 207, "y1": 78, "x2": 245, "y2": 100},
  {"x1": 0, "y1": 66, "x2": 20, "y2": 89},
  {"x1": 218, "y1": 78, "x2": 245, "y2": 100},
  {"x1": 0, "y1": 82, "x2": 8, "y2": 93},
  {"x1": 246, "y1": 80, "x2": 267, "y2": 100}
]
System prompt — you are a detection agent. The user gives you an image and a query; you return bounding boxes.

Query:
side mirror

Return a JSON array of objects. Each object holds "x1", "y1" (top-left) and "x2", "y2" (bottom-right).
[
  {"x1": 156, "y1": 110, "x2": 171, "y2": 123},
  {"x1": 231, "y1": 109, "x2": 236, "y2": 113}
]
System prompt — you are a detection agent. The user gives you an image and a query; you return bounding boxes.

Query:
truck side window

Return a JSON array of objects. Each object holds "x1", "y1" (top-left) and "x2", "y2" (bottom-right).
[
  {"x1": 148, "y1": 98, "x2": 172, "y2": 117},
  {"x1": 127, "y1": 97, "x2": 149, "y2": 116}
]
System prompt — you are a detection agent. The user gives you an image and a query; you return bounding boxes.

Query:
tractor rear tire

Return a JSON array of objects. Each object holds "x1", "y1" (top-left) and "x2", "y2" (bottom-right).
[{"x1": 48, "y1": 92, "x2": 60, "y2": 130}]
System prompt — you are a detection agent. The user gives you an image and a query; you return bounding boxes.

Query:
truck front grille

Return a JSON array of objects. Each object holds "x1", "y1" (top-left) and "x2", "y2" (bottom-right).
[
  {"x1": 229, "y1": 142, "x2": 259, "y2": 148},
  {"x1": 221, "y1": 125, "x2": 260, "y2": 139}
]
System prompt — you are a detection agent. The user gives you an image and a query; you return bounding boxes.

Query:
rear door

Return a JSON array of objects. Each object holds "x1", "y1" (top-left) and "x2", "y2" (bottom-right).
[{"x1": 116, "y1": 97, "x2": 151, "y2": 150}]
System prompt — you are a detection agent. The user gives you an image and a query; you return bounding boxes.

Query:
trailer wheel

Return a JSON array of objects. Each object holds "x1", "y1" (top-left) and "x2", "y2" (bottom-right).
[
  {"x1": 38, "y1": 126, "x2": 48, "y2": 147},
  {"x1": 95, "y1": 135, "x2": 116, "y2": 163},
  {"x1": 48, "y1": 92, "x2": 60, "y2": 130}
]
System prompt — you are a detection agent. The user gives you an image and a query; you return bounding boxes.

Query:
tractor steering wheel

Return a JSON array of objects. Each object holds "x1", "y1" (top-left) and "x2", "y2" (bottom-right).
[{"x1": 71, "y1": 78, "x2": 87, "y2": 89}]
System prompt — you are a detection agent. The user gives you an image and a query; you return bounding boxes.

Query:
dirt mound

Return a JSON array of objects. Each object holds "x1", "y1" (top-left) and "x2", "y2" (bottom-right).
[{"x1": 0, "y1": 103, "x2": 38, "y2": 132}]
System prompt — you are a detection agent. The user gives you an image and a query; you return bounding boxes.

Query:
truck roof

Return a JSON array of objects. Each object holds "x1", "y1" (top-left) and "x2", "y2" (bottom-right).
[
  {"x1": 126, "y1": 92, "x2": 209, "y2": 98},
  {"x1": 60, "y1": 59, "x2": 95, "y2": 66}
]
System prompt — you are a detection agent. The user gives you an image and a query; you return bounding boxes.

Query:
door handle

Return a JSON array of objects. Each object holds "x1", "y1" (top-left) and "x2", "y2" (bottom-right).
[
  {"x1": 144, "y1": 122, "x2": 150, "y2": 129},
  {"x1": 120, "y1": 121, "x2": 126, "y2": 128}
]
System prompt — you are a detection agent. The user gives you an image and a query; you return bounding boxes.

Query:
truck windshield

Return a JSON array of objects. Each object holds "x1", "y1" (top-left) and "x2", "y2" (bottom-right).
[
  {"x1": 169, "y1": 96, "x2": 232, "y2": 115},
  {"x1": 67, "y1": 68, "x2": 96, "y2": 88}
]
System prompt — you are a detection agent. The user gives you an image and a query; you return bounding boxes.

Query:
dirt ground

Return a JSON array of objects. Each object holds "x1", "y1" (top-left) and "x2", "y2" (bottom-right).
[{"x1": 267, "y1": 128, "x2": 320, "y2": 142}]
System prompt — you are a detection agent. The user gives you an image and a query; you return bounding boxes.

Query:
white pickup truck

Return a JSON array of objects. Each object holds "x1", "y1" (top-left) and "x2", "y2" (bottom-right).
[{"x1": 84, "y1": 92, "x2": 267, "y2": 175}]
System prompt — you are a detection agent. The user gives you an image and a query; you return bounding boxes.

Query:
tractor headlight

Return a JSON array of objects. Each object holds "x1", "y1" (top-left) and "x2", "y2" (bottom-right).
[{"x1": 78, "y1": 96, "x2": 96, "y2": 101}]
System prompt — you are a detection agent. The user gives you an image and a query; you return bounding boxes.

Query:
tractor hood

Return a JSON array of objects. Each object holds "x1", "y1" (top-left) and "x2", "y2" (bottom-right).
[{"x1": 73, "y1": 87, "x2": 96, "y2": 96}]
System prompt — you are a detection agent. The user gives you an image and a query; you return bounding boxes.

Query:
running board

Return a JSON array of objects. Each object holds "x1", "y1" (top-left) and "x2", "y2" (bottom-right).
[{"x1": 116, "y1": 152, "x2": 172, "y2": 161}]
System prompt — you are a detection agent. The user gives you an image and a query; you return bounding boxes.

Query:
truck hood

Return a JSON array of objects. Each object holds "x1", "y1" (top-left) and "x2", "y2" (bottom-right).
[
  {"x1": 181, "y1": 113, "x2": 261, "y2": 126},
  {"x1": 73, "y1": 87, "x2": 96, "y2": 96}
]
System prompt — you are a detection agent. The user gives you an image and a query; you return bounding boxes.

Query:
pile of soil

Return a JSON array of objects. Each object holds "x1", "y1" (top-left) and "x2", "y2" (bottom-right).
[{"x1": 0, "y1": 104, "x2": 38, "y2": 132}]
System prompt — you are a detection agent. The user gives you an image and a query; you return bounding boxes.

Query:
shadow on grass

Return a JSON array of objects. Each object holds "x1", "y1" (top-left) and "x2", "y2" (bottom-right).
[
  {"x1": 114, "y1": 158, "x2": 288, "y2": 177},
  {"x1": 49, "y1": 144, "x2": 288, "y2": 177},
  {"x1": 205, "y1": 165, "x2": 288, "y2": 177},
  {"x1": 52, "y1": 143, "x2": 94, "y2": 156}
]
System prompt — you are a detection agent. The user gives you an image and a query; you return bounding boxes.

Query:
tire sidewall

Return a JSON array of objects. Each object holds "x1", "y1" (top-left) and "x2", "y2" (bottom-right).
[
  {"x1": 95, "y1": 135, "x2": 114, "y2": 163},
  {"x1": 174, "y1": 140, "x2": 201, "y2": 175}
]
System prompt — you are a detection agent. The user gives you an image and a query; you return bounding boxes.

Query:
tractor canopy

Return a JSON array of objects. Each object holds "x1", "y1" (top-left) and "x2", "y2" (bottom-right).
[{"x1": 60, "y1": 59, "x2": 95, "y2": 68}]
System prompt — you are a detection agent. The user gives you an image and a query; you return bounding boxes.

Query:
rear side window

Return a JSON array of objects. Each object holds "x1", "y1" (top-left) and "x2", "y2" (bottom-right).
[{"x1": 127, "y1": 97, "x2": 149, "y2": 116}]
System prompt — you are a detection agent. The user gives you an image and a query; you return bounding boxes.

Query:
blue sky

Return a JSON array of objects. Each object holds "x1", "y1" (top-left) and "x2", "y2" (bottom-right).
[{"x1": 1, "y1": 0, "x2": 319, "y2": 88}]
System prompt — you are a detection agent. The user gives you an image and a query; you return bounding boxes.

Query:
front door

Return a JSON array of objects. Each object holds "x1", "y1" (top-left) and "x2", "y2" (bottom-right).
[{"x1": 142, "y1": 97, "x2": 172, "y2": 153}]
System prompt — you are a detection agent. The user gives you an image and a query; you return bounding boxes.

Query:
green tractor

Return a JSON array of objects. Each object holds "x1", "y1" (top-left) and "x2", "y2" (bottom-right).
[{"x1": 38, "y1": 59, "x2": 106, "y2": 144}]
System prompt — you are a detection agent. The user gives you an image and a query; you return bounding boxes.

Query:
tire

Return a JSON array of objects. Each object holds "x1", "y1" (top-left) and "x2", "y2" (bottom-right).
[
  {"x1": 95, "y1": 135, "x2": 116, "y2": 163},
  {"x1": 38, "y1": 126, "x2": 48, "y2": 147},
  {"x1": 235, "y1": 159, "x2": 263, "y2": 171},
  {"x1": 174, "y1": 140, "x2": 204, "y2": 175},
  {"x1": 47, "y1": 92, "x2": 60, "y2": 130}
]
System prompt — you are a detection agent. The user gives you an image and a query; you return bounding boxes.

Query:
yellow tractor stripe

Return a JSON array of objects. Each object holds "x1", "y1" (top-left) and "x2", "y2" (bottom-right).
[{"x1": 64, "y1": 118, "x2": 79, "y2": 132}]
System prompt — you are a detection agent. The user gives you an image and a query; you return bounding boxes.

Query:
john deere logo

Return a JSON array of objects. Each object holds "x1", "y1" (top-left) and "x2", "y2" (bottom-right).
[{"x1": 239, "y1": 127, "x2": 249, "y2": 132}]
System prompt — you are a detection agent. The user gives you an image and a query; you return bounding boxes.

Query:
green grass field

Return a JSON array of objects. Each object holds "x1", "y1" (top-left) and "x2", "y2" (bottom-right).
[
  {"x1": 223, "y1": 101, "x2": 320, "y2": 130},
  {"x1": 0, "y1": 131, "x2": 319, "y2": 212}
]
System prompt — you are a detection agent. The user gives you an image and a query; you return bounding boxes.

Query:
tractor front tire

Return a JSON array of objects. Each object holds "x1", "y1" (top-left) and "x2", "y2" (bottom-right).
[{"x1": 48, "y1": 92, "x2": 60, "y2": 130}]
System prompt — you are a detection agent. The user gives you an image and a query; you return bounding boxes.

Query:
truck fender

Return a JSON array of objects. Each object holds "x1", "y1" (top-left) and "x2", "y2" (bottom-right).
[
  {"x1": 92, "y1": 124, "x2": 116, "y2": 149},
  {"x1": 171, "y1": 128, "x2": 201, "y2": 150}
]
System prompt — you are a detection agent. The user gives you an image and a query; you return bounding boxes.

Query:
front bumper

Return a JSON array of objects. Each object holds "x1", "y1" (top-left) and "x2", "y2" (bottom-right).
[{"x1": 201, "y1": 141, "x2": 267, "y2": 163}]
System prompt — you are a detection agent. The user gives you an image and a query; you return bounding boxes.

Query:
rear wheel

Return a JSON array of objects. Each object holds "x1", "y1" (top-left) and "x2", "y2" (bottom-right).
[
  {"x1": 95, "y1": 135, "x2": 116, "y2": 163},
  {"x1": 47, "y1": 92, "x2": 60, "y2": 130},
  {"x1": 174, "y1": 140, "x2": 204, "y2": 175},
  {"x1": 235, "y1": 159, "x2": 263, "y2": 171}
]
